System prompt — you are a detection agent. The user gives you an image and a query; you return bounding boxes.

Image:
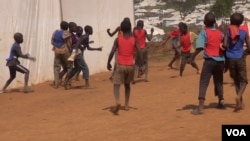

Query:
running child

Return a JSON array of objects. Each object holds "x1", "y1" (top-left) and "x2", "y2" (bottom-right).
[
  {"x1": 0, "y1": 32, "x2": 36, "y2": 93},
  {"x1": 178, "y1": 22, "x2": 200, "y2": 77}
]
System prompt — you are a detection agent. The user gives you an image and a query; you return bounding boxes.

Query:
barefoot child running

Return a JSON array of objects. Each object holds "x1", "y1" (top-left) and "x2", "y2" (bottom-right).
[
  {"x1": 178, "y1": 22, "x2": 200, "y2": 77},
  {"x1": 0, "y1": 33, "x2": 36, "y2": 93}
]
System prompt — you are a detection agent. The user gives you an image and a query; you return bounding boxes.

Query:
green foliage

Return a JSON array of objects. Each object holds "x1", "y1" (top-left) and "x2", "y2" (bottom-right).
[
  {"x1": 161, "y1": 0, "x2": 207, "y2": 20},
  {"x1": 210, "y1": 0, "x2": 235, "y2": 18}
]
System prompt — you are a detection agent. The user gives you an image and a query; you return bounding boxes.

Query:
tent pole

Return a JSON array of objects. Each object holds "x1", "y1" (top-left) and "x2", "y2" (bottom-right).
[{"x1": 59, "y1": 0, "x2": 63, "y2": 21}]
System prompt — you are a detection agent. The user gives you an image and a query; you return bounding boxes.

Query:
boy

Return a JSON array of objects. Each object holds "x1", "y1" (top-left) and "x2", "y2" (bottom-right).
[
  {"x1": 132, "y1": 20, "x2": 154, "y2": 83},
  {"x1": 222, "y1": 13, "x2": 250, "y2": 112},
  {"x1": 74, "y1": 26, "x2": 94, "y2": 81},
  {"x1": 107, "y1": 19, "x2": 143, "y2": 115},
  {"x1": 107, "y1": 18, "x2": 131, "y2": 82},
  {"x1": 64, "y1": 25, "x2": 102, "y2": 89},
  {"x1": 188, "y1": 12, "x2": 225, "y2": 115},
  {"x1": 51, "y1": 21, "x2": 72, "y2": 88},
  {"x1": 162, "y1": 24, "x2": 181, "y2": 69},
  {"x1": 0, "y1": 33, "x2": 36, "y2": 93},
  {"x1": 178, "y1": 22, "x2": 200, "y2": 77}
]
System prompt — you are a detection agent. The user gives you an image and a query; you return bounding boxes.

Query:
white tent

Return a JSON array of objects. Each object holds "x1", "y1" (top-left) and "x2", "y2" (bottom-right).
[{"x1": 0, "y1": 0, "x2": 134, "y2": 88}]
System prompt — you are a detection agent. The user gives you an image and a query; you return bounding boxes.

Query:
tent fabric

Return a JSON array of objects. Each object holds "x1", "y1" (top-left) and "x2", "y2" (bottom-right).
[{"x1": 0, "y1": 0, "x2": 134, "y2": 88}]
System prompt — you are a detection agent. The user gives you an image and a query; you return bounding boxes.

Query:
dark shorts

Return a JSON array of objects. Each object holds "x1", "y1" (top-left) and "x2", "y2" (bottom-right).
[
  {"x1": 9, "y1": 64, "x2": 29, "y2": 78},
  {"x1": 228, "y1": 57, "x2": 248, "y2": 83}
]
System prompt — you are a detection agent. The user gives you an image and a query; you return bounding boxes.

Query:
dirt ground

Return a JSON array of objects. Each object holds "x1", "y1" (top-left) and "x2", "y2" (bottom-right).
[{"x1": 1, "y1": 46, "x2": 250, "y2": 141}]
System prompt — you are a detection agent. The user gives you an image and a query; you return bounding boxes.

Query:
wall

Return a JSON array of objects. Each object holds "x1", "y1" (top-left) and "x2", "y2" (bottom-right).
[{"x1": 0, "y1": 0, "x2": 134, "y2": 89}]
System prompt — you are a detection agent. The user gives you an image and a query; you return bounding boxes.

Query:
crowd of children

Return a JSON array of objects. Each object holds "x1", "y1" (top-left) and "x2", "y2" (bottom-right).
[{"x1": 1, "y1": 12, "x2": 250, "y2": 115}]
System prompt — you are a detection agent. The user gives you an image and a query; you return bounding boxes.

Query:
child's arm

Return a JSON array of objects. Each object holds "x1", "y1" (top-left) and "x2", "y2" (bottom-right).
[
  {"x1": 16, "y1": 46, "x2": 36, "y2": 61},
  {"x1": 107, "y1": 38, "x2": 118, "y2": 71},
  {"x1": 146, "y1": 28, "x2": 154, "y2": 41},
  {"x1": 244, "y1": 32, "x2": 250, "y2": 55},
  {"x1": 161, "y1": 35, "x2": 170, "y2": 46},
  {"x1": 107, "y1": 26, "x2": 120, "y2": 37}
]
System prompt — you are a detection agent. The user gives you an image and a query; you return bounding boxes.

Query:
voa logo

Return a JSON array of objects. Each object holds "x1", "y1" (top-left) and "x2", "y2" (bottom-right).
[{"x1": 226, "y1": 129, "x2": 246, "y2": 136}]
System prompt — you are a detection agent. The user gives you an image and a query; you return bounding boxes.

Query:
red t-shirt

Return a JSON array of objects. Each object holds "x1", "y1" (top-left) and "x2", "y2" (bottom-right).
[
  {"x1": 168, "y1": 28, "x2": 180, "y2": 38},
  {"x1": 205, "y1": 28, "x2": 223, "y2": 57},
  {"x1": 240, "y1": 23, "x2": 249, "y2": 35},
  {"x1": 180, "y1": 32, "x2": 191, "y2": 53},
  {"x1": 134, "y1": 29, "x2": 146, "y2": 49},
  {"x1": 117, "y1": 36, "x2": 136, "y2": 66}
]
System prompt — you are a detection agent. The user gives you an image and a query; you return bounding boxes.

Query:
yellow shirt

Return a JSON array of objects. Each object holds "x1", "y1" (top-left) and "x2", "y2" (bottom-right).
[{"x1": 189, "y1": 32, "x2": 197, "y2": 53}]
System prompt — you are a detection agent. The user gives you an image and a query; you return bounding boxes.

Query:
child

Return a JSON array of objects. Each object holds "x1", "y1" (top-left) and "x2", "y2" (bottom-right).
[
  {"x1": 64, "y1": 25, "x2": 102, "y2": 89},
  {"x1": 188, "y1": 12, "x2": 225, "y2": 115},
  {"x1": 107, "y1": 19, "x2": 143, "y2": 115},
  {"x1": 51, "y1": 21, "x2": 72, "y2": 88},
  {"x1": 107, "y1": 18, "x2": 131, "y2": 82},
  {"x1": 74, "y1": 26, "x2": 94, "y2": 81},
  {"x1": 162, "y1": 24, "x2": 181, "y2": 69},
  {"x1": 132, "y1": 20, "x2": 154, "y2": 83},
  {"x1": 0, "y1": 32, "x2": 36, "y2": 93},
  {"x1": 222, "y1": 13, "x2": 250, "y2": 112},
  {"x1": 178, "y1": 22, "x2": 200, "y2": 77}
]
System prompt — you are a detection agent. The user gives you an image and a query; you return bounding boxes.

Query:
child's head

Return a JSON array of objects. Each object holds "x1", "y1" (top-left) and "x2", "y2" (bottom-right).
[
  {"x1": 14, "y1": 32, "x2": 23, "y2": 44},
  {"x1": 179, "y1": 22, "x2": 188, "y2": 35},
  {"x1": 136, "y1": 20, "x2": 144, "y2": 29},
  {"x1": 120, "y1": 19, "x2": 131, "y2": 34},
  {"x1": 204, "y1": 12, "x2": 216, "y2": 27},
  {"x1": 69, "y1": 22, "x2": 77, "y2": 32},
  {"x1": 230, "y1": 13, "x2": 244, "y2": 26},
  {"x1": 123, "y1": 17, "x2": 130, "y2": 22},
  {"x1": 60, "y1": 21, "x2": 69, "y2": 30},
  {"x1": 84, "y1": 25, "x2": 93, "y2": 35},
  {"x1": 76, "y1": 26, "x2": 83, "y2": 36}
]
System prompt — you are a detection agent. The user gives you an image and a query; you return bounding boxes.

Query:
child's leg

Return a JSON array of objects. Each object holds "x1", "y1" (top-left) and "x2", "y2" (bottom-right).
[
  {"x1": 64, "y1": 60, "x2": 79, "y2": 89},
  {"x1": 78, "y1": 57, "x2": 90, "y2": 87},
  {"x1": 212, "y1": 62, "x2": 225, "y2": 109},
  {"x1": 190, "y1": 60, "x2": 200, "y2": 74},
  {"x1": 143, "y1": 48, "x2": 149, "y2": 81},
  {"x1": 15, "y1": 64, "x2": 32, "y2": 93},
  {"x1": 1, "y1": 67, "x2": 16, "y2": 92},
  {"x1": 235, "y1": 82, "x2": 247, "y2": 111},
  {"x1": 132, "y1": 52, "x2": 139, "y2": 84},
  {"x1": 179, "y1": 54, "x2": 186, "y2": 76},
  {"x1": 124, "y1": 83, "x2": 130, "y2": 110},
  {"x1": 74, "y1": 69, "x2": 81, "y2": 81},
  {"x1": 235, "y1": 58, "x2": 248, "y2": 111},
  {"x1": 54, "y1": 54, "x2": 62, "y2": 87},
  {"x1": 112, "y1": 84, "x2": 121, "y2": 114},
  {"x1": 191, "y1": 99, "x2": 204, "y2": 115}
]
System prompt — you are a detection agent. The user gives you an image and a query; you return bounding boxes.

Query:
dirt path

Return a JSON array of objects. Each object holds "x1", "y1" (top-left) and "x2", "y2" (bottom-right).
[{"x1": 0, "y1": 55, "x2": 250, "y2": 141}]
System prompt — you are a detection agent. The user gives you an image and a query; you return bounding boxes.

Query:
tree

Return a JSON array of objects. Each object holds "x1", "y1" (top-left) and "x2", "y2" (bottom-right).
[
  {"x1": 162, "y1": 0, "x2": 201, "y2": 20},
  {"x1": 210, "y1": 0, "x2": 235, "y2": 18}
]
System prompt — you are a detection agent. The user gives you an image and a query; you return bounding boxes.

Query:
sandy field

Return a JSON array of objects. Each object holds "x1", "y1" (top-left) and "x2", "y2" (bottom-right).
[{"x1": 1, "y1": 47, "x2": 250, "y2": 141}]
